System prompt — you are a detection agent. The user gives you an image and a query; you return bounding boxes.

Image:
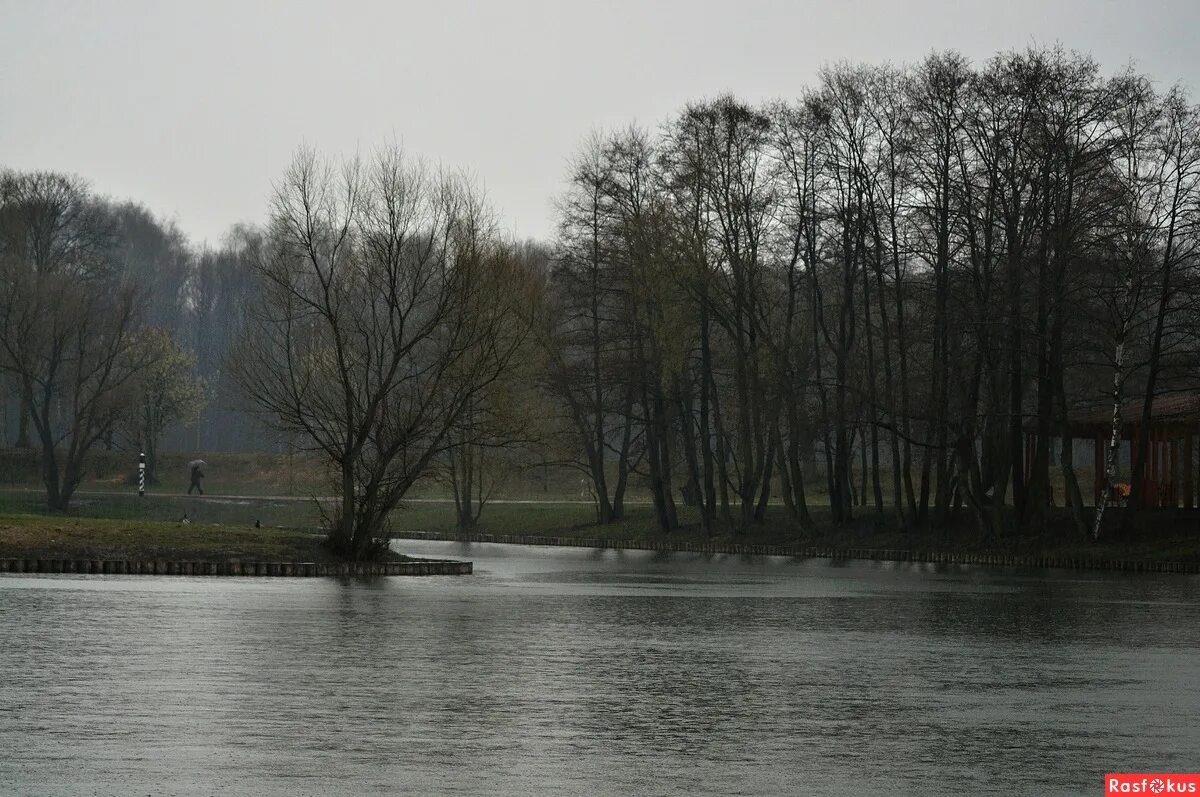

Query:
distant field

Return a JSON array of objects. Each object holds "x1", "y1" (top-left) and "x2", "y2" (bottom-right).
[
  {"x1": 0, "y1": 447, "x2": 1105, "y2": 508},
  {"x1": 0, "y1": 449, "x2": 331, "y2": 496},
  {"x1": 0, "y1": 488, "x2": 636, "y2": 538},
  {"x1": 0, "y1": 449, "x2": 638, "y2": 501}
]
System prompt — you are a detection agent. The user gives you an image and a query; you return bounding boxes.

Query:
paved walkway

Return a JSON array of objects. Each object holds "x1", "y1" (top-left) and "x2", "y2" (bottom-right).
[{"x1": 0, "y1": 487, "x2": 634, "y2": 505}]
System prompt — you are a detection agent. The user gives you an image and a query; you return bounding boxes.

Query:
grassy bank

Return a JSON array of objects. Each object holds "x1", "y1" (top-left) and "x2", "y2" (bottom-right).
[
  {"x1": 429, "y1": 504, "x2": 1200, "y2": 564},
  {"x1": 2, "y1": 487, "x2": 1197, "y2": 568},
  {"x1": 0, "y1": 447, "x2": 1112, "y2": 505},
  {"x1": 0, "y1": 513, "x2": 353, "y2": 563}
]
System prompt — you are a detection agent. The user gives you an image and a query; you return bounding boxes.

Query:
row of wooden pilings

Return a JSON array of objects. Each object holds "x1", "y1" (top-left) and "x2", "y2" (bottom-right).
[
  {"x1": 0, "y1": 558, "x2": 472, "y2": 577},
  {"x1": 393, "y1": 531, "x2": 1200, "y2": 574}
]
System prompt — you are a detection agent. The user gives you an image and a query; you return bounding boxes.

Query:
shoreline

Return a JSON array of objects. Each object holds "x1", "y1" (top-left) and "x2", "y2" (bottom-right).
[
  {"x1": 393, "y1": 530, "x2": 1200, "y2": 575},
  {"x1": 2, "y1": 506, "x2": 1195, "y2": 577},
  {"x1": 0, "y1": 556, "x2": 471, "y2": 577},
  {"x1": 0, "y1": 511, "x2": 471, "y2": 576}
]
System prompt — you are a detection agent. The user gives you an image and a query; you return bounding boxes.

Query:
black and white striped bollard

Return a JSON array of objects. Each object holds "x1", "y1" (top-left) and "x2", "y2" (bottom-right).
[{"x1": 138, "y1": 452, "x2": 145, "y2": 498}]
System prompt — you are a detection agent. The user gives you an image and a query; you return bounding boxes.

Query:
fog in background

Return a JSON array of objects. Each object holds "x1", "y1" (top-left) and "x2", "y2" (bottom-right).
[{"x1": 3, "y1": 0, "x2": 1199, "y2": 246}]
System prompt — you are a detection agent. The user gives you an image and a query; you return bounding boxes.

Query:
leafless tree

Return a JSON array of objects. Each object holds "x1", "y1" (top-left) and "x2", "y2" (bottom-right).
[
  {"x1": 233, "y1": 146, "x2": 534, "y2": 559},
  {"x1": 546, "y1": 133, "x2": 640, "y2": 524}
]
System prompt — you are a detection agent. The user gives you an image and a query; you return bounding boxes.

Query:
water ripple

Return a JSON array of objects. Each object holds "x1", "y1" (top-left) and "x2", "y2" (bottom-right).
[{"x1": 1, "y1": 544, "x2": 1197, "y2": 795}]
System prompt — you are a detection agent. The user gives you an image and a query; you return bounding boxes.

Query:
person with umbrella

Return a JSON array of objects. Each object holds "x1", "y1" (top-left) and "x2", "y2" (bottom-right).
[{"x1": 188, "y1": 459, "x2": 206, "y2": 495}]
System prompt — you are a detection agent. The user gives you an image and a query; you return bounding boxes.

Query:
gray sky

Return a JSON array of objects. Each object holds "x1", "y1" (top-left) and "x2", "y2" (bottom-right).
[{"x1": 2, "y1": 0, "x2": 1199, "y2": 247}]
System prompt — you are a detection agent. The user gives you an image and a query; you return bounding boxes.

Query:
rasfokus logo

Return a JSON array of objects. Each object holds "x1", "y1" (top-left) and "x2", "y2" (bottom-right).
[{"x1": 1106, "y1": 774, "x2": 1200, "y2": 794}]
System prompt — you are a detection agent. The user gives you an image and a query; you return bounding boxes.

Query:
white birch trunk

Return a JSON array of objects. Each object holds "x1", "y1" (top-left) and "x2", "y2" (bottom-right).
[{"x1": 1093, "y1": 337, "x2": 1128, "y2": 540}]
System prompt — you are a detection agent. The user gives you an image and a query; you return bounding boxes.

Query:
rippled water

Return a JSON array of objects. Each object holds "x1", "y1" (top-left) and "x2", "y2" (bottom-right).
[{"x1": 1, "y1": 542, "x2": 1197, "y2": 796}]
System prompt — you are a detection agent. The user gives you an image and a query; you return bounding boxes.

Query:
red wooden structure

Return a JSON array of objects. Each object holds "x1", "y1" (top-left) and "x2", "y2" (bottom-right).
[{"x1": 1040, "y1": 394, "x2": 1200, "y2": 509}]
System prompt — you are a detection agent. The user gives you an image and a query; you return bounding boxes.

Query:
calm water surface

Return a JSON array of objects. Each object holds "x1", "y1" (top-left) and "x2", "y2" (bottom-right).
[{"x1": 1, "y1": 542, "x2": 1197, "y2": 795}]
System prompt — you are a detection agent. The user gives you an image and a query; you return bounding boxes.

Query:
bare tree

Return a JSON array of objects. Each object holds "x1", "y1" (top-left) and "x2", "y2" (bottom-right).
[
  {"x1": 1120, "y1": 87, "x2": 1200, "y2": 527},
  {"x1": 547, "y1": 133, "x2": 639, "y2": 524},
  {"x1": 673, "y1": 97, "x2": 781, "y2": 531},
  {"x1": 439, "y1": 243, "x2": 552, "y2": 531},
  {"x1": 233, "y1": 146, "x2": 534, "y2": 559}
]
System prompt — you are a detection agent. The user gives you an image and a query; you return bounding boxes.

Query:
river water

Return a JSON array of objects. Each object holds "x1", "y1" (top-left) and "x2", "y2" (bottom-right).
[{"x1": 1, "y1": 542, "x2": 1197, "y2": 795}]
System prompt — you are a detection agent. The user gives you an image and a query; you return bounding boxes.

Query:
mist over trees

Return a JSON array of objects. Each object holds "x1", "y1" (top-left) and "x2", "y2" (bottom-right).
[
  {"x1": 0, "y1": 172, "x2": 148, "y2": 509},
  {"x1": 0, "y1": 171, "x2": 262, "y2": 508},
  {"x1": 2, "y1": 44, "x2": 1198, "y2": 557}
]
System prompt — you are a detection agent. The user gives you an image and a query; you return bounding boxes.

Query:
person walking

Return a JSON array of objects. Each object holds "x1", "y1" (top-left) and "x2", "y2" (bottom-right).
[{"x1": 188, "y1": 459, "x2": 206, "y2": 495}]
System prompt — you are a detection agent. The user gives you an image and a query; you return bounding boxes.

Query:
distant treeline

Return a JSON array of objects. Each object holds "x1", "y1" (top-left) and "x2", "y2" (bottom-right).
[{"x1": 0, "y1": 185, "x2": 263, "y2": 455}]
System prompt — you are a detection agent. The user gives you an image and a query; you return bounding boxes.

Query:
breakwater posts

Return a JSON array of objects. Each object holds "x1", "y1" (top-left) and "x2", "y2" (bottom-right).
[
  {"x1": 0, "y1": 558, "x2": 472, "y2": 577},
  {"x1": 390, "y1": 530, "x2": 1200, "y2": 575}
]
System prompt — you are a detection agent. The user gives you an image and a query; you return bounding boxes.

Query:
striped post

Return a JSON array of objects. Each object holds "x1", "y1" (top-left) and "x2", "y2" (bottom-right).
[{"x1": 138, "y1": 452, "x2": 145, "y2": 498}]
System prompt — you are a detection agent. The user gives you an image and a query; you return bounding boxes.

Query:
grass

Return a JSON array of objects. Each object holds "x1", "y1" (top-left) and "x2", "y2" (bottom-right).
[
  {"x1": 2, "y1": 447, "x2": 1197, "y2": 567},
  {"x1": 0, "y1": 449, "x2": 626, "y2": 500},
  {"x1": 0, "y1": 446, "x2": 1118, "y2": 507},
  {"x1": 0, "y1": 490, "x2": 325, "y2": 528},
  {"x1": 0, "y1": 513, "x2": 364, "y2": 563},
  {"x1": 0, "y1": 449, "x2": 348, "y2": 497},
  {"x1": 426, "y1": 502, "x2": 1200, "y2": 563},
  {"x1": 393, "y1": 498, "x2": 1200, "y2": 564}
]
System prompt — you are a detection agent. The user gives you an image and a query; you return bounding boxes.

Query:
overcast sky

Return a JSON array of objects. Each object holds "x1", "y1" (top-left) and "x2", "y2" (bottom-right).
[{"x1": 2, "y1": 0, "x2": 1199, "y2": 247}]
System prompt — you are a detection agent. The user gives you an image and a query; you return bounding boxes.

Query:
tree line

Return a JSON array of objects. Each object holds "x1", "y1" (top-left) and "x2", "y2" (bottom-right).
[
  {"x1": 544, "y1": 46, "x2": 1200, "y2": 540},
  {"x1": 3, "y1": 45, "x2": 1198, "y2": 557}
]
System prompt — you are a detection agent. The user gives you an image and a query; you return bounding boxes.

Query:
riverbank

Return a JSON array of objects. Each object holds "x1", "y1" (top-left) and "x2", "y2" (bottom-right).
[
  {"x1": 0, "y1": 557, "x2": 471, "y2": 577},
  {"x1": 393, "y1": 530, "x2": 1200, "y2": 573},
  {"x1": 391, "y1": 504, "x2": 1200, "y2": 574},
  {"x1": 3, "y1": 492, "x2": 1197, "y2": 575},
  {"x1": 0, "y1": 513, "x2": 475, "y2": 576}
]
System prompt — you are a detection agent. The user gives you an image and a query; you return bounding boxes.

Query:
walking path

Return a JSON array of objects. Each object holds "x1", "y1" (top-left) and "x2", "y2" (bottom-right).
[{"x1": 0, "y1": 487, "x2": 622, "y2": 505}]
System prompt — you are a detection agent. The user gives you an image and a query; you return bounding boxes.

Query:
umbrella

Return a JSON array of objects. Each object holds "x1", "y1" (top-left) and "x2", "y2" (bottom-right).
[{"x1": 189, "y1": 459, "x2": 207, "y2": 469}]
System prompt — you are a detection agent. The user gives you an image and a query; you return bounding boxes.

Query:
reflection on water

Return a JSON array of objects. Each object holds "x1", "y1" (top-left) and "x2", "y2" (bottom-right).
[{"x1": 1, "y1": 543, "x2": 1197, "y2": 796}]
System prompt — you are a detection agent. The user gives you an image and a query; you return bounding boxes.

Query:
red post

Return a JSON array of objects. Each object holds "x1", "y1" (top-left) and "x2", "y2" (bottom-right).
[
  {"x1": 1185, "y1": 432, "x2": 1195, "y2": 510},
  {"x1": 1131, "y1": 429, "x2": 1141, "y2": 509},
  {"x1": 1159, "y1": 428, "x2": 1166, "y2": 503},
  {"x1": 1142, "y1": 427, "x2": 1152, "y2": 482},
  {"x1": 1169, "y1": 436, "x2": 1179, "y2": 508},
  {"x1": 1158, "y1": 428, "x2": 1168, "y2": 507},
  {"x1": 1151, "y1": 428, "x2": 1161, "y2": 507}
]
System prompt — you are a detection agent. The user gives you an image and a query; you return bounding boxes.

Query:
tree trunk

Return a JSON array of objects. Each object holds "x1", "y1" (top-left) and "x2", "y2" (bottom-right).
[
  {"x1": 15, "y1": 394, "x2": 31, "y2": 449},
  {"x1": 1093, "y1": 336, "x2": 1128, "y2": 540},
  {"x1": 698, "y1": 306, "x2": 718, "y2": 530},
  {"x1": 611, "y1": 387, "x2": 636, "y2": 521},
  {"x1": 676, "y1": 376, "x2": 710, "y2": 535},
  {"x1": 333, "y1": 460, "x2": 356, "y2": 553}
]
